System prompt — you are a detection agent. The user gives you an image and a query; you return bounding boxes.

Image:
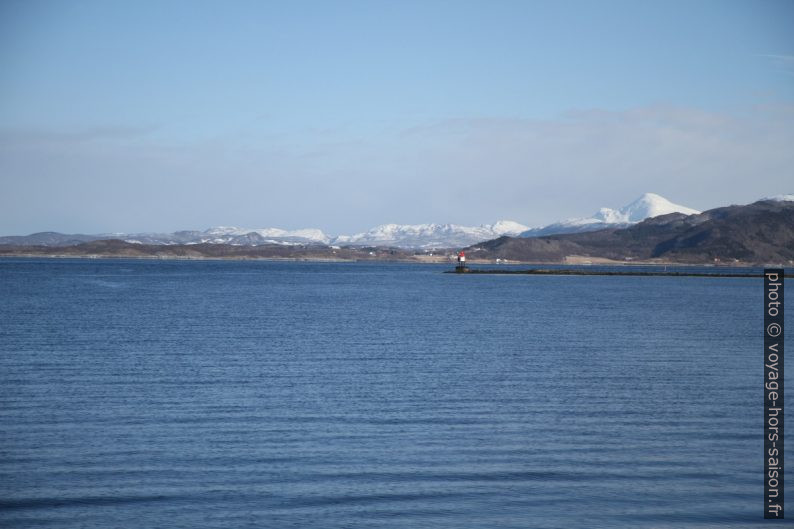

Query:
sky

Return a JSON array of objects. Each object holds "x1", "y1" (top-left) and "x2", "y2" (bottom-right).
[{"x1": 1, "y1": 0, "x2": 793, "y2": 235}]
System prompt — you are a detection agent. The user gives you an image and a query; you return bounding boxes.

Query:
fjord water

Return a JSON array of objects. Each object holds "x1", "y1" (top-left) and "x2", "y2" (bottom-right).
[{"x1": 0, "y1": 259, "x2": 786, "y2": 528}]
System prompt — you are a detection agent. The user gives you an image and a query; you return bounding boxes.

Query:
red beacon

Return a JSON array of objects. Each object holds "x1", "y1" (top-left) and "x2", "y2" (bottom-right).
[{"x1": 456, "y1": 251, "x2": 467, "y2": 273}]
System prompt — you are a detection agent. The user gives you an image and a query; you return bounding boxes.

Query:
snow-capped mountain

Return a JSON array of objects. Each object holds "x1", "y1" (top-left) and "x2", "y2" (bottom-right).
[
  {"x1": 331, "y1": 221, "x2": 529, "y2": 249},
  {"x1": 763, "y1": 194, "x2": 794, "y2": 202},
  {"x1": 100, "y1": 222, "x2": 531, "y2": 249},
  {"x1": 200, "y1": 226, "x2": 329, "y2": 244},
  {"x1": 0, "y1": 222, "x2": 529, "y2": 249},
  {"x1": 520, "y1": 193, "x2": 700, "y2": 237},
  {"x1": 121, "y1": 226, "x2": 331, "y2": 246}
]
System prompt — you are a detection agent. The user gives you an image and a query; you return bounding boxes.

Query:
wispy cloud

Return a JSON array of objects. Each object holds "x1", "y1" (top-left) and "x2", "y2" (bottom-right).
[
  {"x1": 756, "y1": 54, "x2": 794, "y2": 75},
  {"x1": 0, "y1": 125, "x2": 158, "y2": 145},
  {"x1": 1, "y1": 104, "x2": 792, "y2": 234},
  {"x1": 385, "y1": 103, "x2": 794, "y2": 223}
]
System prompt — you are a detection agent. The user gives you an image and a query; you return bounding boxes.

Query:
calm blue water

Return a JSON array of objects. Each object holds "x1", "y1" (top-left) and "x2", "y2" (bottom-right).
[{"x1": 0, "y1": 258, "x2": 788, "y2": 528}]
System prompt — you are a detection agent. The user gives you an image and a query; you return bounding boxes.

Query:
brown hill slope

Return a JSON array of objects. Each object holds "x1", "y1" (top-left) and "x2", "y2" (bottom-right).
[
  {"x1": 466, "y1": 200, "x2": 794, "y2": 264},
  {"x1": 0, "y1": 239, "x2": 430, "y2": 261}
]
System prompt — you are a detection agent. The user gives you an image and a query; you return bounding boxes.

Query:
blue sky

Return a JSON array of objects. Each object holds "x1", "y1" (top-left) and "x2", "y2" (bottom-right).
[{"x1": 1, "y1": 0, "x2": 793, "y2": 234}]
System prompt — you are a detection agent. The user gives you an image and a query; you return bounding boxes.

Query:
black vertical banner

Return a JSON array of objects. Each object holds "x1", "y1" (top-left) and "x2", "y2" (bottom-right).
[{"x1": 765, "y1": 269, "x2": 784, "y2": 519}]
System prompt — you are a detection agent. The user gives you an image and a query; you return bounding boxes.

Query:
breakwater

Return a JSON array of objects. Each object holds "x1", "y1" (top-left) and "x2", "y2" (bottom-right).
[{"x1": 446, "y1": 268, "x2": 793, "y2": 278}]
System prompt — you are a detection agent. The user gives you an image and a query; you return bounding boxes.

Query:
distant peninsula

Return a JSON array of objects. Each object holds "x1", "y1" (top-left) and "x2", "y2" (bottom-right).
[
  {"x1": 462, "y1": 198, "x2": 794, "y2": 266},
  {"x1": 0, "y1": 239, "x2": 448, "y2": 263}
]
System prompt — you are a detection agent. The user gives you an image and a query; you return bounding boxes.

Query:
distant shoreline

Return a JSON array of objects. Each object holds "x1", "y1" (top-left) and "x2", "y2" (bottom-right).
[
  {"x1": 0, "y1": 252, "x2": 451, "y2": 264},
  {"x1": 0, "y1": 253, "x2": 788, "y2": 272},
  {"x1": 0, "y1": 253, "x2": 371, "y2": 263}
]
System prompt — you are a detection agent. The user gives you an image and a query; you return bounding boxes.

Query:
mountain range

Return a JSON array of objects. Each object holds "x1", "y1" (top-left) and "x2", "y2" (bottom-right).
[
  {"x1": 0, "y1": 193, "x2": 700, "y2": 249},
  {"x1": 465, "y1": 196, "x2": 794, "y2": 264},
  {"x1": 2, "y1": 195, "x2": 792, "y2": 264}
]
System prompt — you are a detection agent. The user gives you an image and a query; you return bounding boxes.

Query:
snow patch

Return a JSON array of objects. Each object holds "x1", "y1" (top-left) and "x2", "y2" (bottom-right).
[
  {"x1": 203, "y1": 226, "x2": 330, "y2": 244},
  {"x1": 331, "y1": 220, "x2": 529, "y2": 249}
]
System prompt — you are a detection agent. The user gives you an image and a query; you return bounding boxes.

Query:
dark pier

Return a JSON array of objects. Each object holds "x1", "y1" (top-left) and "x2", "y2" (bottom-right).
[{"x1": 445, "y1": 268, "x2": 793, "y2": 278}]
